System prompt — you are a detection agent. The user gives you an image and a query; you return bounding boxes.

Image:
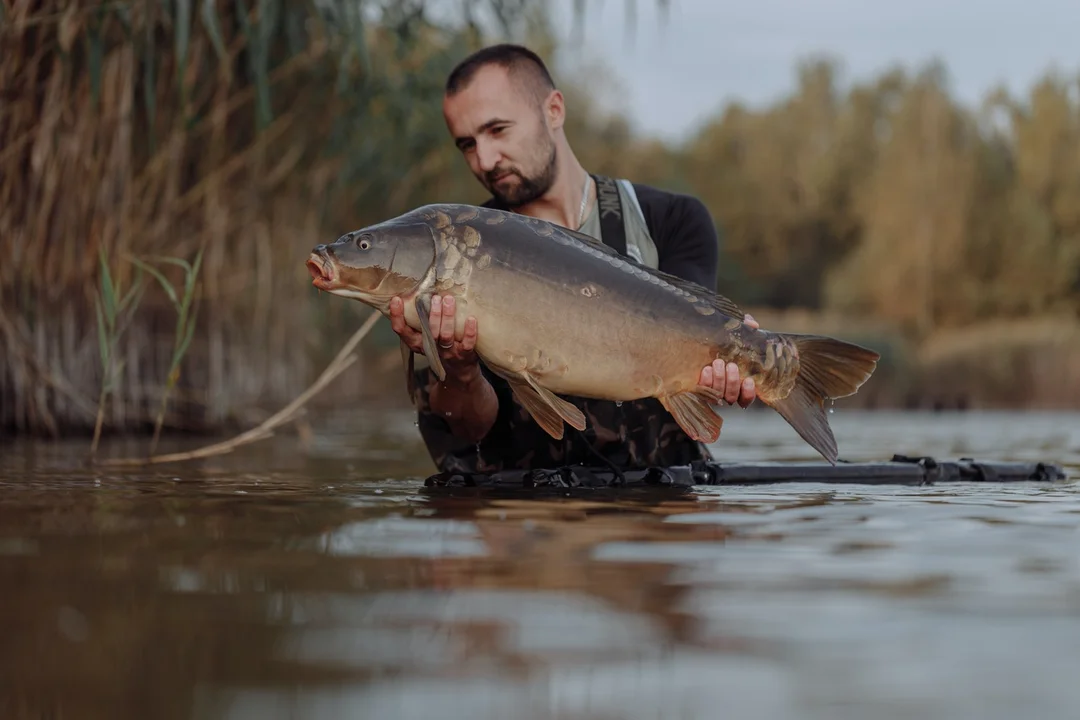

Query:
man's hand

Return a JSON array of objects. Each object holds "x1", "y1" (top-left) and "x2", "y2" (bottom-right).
[
  {"x1": 389, "y1": 294, "x2": 481, "y2": 384},
  {"x1": 698, "y1": 313, "x2": 759, "y2": 408},
  {"x1": 389, "y1": 294, "x2": 496, "y2": 443}
]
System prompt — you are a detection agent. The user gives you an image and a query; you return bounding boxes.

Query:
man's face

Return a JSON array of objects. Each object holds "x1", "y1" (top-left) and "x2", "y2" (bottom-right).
[{"x1": 442, "y1": 64, "x2": 559, "y2": 207}]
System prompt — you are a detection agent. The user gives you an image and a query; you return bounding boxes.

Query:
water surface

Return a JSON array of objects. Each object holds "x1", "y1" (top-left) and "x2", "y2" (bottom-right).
[{"x1": 1, "y1": 409, "x2": 1078, "y2": 720}]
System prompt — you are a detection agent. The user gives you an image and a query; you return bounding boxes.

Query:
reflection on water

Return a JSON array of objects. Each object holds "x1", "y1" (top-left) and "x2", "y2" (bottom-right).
[{"x1": 1, "y1": 410, "x2": 1078, "y2": 720}]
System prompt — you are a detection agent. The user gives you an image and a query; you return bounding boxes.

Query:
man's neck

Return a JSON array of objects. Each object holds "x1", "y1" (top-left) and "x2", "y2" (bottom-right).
[{"x1": 508, "y1": 153, "x2": 593, "y2": 230}]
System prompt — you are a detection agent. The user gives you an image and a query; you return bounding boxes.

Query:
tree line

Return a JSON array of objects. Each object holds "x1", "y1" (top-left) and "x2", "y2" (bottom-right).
[{"x1": 568, "y1": 58, "x2": 1080, "y2": 339}]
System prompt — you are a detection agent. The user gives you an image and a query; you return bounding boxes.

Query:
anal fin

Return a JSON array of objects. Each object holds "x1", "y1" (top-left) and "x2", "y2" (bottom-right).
[{"x1": 659, "y1": 390, "x2": 725, "y2": 443}]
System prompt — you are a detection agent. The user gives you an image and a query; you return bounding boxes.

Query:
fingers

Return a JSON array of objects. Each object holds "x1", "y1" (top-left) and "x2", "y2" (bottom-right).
[
  {"x1": 432, "y1": 295, "x2": 457, "y2": 347},
  {"x1": 699, "y1": 359, "x2": 755, "y2": 409},
  {"x1": 743, "y1": 313, "x2": 760, "y2": 330},
  {"x1": 460, "y1": 316, "x2": 478, "y2": 352},
  {"x1": 737, "y1": 377, "x2": 756, "y2": 408},
  {"x1": 432, "y1": 295, "x2": 474, "y2": 350},
  {"x1": 700, "y1": 359, "x2": 728, "y2": 404},
  {"x1": 427, "y1": 295, "x2": 482, "y2": 362},
  {"x1": 389, "y1": 296, "x2": 406, "y2": 334},
  {"x1": 723, "y1": 360, "x2": 740, "y2": 405},
  {"x1": 389, "y1": 297, "x2": 424, "y2": 352},
  {"x1": 390, "y1": 295, "x2": 476, "y2": 359},
  {"x1": 432, "y1": 296, "x2": 480, "y2": 384}
]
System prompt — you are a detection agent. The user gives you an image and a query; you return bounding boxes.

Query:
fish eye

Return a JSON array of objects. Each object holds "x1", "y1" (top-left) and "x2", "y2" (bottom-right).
[{"x1": 356, "y1": 234, "x2": 372, "y2": 250}]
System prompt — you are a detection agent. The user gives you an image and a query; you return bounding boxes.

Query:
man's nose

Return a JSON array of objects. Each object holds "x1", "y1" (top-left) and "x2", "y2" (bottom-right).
[{"x1": 476, "y1": 140, "x2": 501, "y2": 172}]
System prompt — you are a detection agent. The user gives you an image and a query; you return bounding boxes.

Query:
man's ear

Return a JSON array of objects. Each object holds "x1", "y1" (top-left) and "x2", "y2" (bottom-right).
[{"x1": 544, "y1": 89, "x2": 565, "y2": 131}]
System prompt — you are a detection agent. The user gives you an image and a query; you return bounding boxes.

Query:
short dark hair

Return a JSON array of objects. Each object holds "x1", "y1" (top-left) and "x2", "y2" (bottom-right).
[{"x1": 445, "y1": 43, "x2": 556, "y2": 104}]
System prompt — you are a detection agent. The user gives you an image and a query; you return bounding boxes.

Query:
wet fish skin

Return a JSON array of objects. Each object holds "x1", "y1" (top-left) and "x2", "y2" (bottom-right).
[{"x1": 306, "y1": 203, "x2": 881, "y2": 464}]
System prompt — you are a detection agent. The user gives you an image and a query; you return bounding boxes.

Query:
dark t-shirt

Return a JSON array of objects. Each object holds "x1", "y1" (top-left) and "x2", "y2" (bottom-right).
[
  {"x1": 621, "y1": 182, "x2": 719, "y2": 290},
  {"x1": 410, "y1": 181, "x2": 721, "y2": 474}
]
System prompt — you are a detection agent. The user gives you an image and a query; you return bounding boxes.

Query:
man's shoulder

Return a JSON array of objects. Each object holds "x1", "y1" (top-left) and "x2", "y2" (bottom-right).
[
  {"x1": 623, "y1": 181, "x2": 714, "y2": 242},
  {"x1": 627, "y1": 181, "x2": 708, "y2": 214}
]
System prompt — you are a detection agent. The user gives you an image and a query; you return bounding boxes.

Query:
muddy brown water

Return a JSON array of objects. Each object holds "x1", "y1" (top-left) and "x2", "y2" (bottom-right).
[{"x1": 1, "y1": 408, "x2": 1078, "y2": 720}]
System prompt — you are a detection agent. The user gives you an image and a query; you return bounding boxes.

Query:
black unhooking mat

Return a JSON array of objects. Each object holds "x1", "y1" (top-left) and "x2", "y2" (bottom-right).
[{"x1": 422, "y1": 454, "x2": 1069, "y2": 491}]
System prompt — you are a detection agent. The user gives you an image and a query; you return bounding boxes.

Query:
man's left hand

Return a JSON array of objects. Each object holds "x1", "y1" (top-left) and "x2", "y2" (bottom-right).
[{"x1": 698, "y1": 313, "x2": 759, "y2": 408}]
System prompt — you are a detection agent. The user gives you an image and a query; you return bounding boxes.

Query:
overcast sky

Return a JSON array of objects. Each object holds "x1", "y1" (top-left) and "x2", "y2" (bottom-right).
[{"x1": 545, "y1": 0, "x2": 1080, "y2": 143}]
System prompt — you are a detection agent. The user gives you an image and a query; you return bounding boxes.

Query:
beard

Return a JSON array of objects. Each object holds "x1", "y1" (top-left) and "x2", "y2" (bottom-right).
[{"x1": 483, "y1": 135, "x2": 558, "y2": 208}]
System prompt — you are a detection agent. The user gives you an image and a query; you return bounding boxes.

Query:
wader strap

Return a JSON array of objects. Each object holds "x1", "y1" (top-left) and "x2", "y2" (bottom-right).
[{"x1": 591, "y1": 174, "x2": 628, "y2": 256}]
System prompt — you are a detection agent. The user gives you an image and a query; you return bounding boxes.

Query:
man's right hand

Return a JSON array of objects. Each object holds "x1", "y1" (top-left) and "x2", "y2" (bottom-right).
[
  {"x1": 389, "y1": 294, "x2": 496, "y2": 443},
  {"x1": 389, "y1": 294, "x2": 480, "y2": 384}
]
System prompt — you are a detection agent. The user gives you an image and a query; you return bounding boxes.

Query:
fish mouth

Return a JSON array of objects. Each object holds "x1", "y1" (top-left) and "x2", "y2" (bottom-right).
[{"x1": 306, "y1": 252, "x2": 335, "y2": 289}]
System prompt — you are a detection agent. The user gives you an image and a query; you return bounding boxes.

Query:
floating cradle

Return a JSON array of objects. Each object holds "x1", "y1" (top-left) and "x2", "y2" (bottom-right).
[{"x1": 422, "y1": 454, "x2": 1070, "y2": 491}]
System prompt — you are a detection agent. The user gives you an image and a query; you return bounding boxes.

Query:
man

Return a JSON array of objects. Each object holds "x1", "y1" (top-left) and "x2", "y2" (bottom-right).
[{"x1": 389, "y1": 43, "x2": 758, "y2": 474}]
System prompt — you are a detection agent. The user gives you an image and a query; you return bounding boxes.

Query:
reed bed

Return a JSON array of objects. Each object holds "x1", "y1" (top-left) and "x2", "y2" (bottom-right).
[
  {"x1": 0, "y1": 0, "x2": 547, "y2": 439},
  {"x1": 916, "y1": 316, "x2": 1080, "y2": 410}
]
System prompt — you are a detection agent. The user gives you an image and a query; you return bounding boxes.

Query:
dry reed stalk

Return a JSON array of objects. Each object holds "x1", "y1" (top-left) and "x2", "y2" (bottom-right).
[
  {"x1": 1, "y1": 0, "x2": 556, "y2": 438},
  {"x1": 0, "y1": 301, "x2": 99, "y2": 421},
  {"x1": 96, "y1": 308, "x2": 382, "y2": 467},
  {"x1": 0, "y1": 2, "x2": 334, "y2": 436}
]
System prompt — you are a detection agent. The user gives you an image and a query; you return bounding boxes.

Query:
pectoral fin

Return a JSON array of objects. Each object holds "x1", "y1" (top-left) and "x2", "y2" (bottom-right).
[
  {"x1": 414, "y1": 295, "x2": 446, "y2": 381},
  {"x1": 400, "y1": 340, "x2": 417, "y2": 401},
  {"x1": 659, "y1": 389, "x2": 725, "y2": 443},
  {"x1": 491, "y1": 367, "x2": 587, "y2": 440}
]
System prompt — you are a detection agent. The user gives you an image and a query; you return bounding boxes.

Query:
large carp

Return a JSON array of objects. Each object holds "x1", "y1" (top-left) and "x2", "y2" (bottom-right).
[{"x1": 306, "y1": 203, "x2": 880, "y2": 464}]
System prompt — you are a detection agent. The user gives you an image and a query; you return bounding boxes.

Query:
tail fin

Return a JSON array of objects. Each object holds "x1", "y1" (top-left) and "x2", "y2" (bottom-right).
[{"x1": 762, "y1": 335, "x2": 880, "y2": 464}]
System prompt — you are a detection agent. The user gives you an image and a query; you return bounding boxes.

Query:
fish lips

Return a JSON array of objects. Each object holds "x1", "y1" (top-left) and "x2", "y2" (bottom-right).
[{"x1": 306, "y1": 250, "x2": 337, "y2": 290}]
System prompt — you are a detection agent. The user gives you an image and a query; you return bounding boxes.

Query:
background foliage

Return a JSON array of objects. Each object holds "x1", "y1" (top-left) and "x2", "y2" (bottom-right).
[{"x1": 2, "y1": 0, "x2": 1078, "y2": 438}]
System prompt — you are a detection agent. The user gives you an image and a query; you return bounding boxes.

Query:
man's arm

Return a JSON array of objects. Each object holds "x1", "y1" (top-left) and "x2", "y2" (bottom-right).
[
  {"x1": 389, "y1": 295, "x2": 498, "y2": 443},
  {"x1": 428, "y1": 363, "x2": 498, "y2": 443},
  {"x1": 635, "y1": 185, "x2": 758, "y2": 408}
]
